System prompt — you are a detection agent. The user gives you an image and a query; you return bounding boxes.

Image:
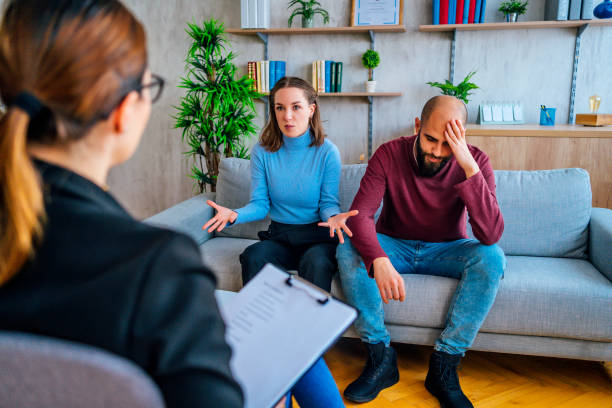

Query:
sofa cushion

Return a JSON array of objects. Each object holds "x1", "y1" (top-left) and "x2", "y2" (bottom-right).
[
  {"x1": 484, "y1": 169, "x2": 591, "y2": 259},
  {"x1": 200, "y1": 237, "x2": 257, "y2": 291},
  {"x1": 215, "y1": 158, "x2": 270, "y2": 240},
  {"x1": 381, "y1": 255, "x2": 612, "y2": 342}
]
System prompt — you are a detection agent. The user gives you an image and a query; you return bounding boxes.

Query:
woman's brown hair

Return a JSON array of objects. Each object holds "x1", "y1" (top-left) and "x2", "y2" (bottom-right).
[
  {"x1": 0, "y1": 0, "x2": 147, "y2": 286},
  {"x1": 260, "y1": 76, "x2": 326, "y2": 152}
]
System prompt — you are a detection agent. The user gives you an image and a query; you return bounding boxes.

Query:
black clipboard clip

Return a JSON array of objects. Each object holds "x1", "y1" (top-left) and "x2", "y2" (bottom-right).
[{"x1": 285, "y1": 276, "x2": 330, "y2": 305}]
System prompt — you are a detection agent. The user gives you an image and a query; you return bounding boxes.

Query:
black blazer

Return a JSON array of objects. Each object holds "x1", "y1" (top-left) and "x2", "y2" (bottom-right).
[{"x1": 0, "y1": 160, "x2": 243, "y2": 408}]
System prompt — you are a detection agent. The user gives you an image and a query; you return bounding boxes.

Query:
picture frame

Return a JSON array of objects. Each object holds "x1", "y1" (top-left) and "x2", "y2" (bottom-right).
[{"x1": 350, "y1": 0, "x2": 404, "y2": 27}]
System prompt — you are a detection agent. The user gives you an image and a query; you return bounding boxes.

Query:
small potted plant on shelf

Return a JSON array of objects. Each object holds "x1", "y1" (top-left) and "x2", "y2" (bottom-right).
[
  {"x1": 287, "y1": 0, "x2": 330, "y2": 28},
  {"x1": 426, "y1": 71, "x2": 479, "y2": 104},
  {"x1": 498, "y1": 1, "x2": 528, "y2": 22},
  {"x1": 362, "y1": 49, "x2": 380, "y2": 93}
]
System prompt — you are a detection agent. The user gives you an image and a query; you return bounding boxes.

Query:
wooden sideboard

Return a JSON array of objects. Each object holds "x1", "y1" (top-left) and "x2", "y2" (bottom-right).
[{"x1": 466, "y1": 124, "x2": 612, "y2": 209}]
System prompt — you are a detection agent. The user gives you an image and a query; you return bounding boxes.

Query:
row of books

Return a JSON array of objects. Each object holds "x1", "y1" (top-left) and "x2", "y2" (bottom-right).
[
  {"x1": 311, "y1": 61, "x2": 344, "y2": 94},
  {"x1": 545, "y1": 0, "x2": 593, "y2": 20},
  {"x1": 247, "y1": 61, "x2": 286, "y2": 94},
  {"x1": 240, "y1": 0, "x2": 270, "y2": 29},
  {"x1": 433, "y1": 0, "x2": 487, "y2": 25}
]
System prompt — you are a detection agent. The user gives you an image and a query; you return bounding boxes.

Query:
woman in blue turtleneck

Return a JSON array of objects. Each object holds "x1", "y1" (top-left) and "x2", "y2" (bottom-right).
[{"x1": 203, "y1": 76, "x2": 356, "y2": 407}]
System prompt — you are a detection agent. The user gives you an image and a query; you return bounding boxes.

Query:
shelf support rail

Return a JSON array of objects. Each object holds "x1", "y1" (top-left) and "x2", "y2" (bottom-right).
[
  {"x1": 368, "y1": 96, "x2": 374, "y2": 158},
  {"x1": 568, "y1": 24, "x2": 588, "y2": 124},
  {"x1": 450, "y1": 29, "x2": 457, "y2": 84},
  {"x1": 256, "y1": 32, "x2": 269, "y2": 60},
  {"x1": 369, "y1": 30, "x2": 375, "y2": 80}
]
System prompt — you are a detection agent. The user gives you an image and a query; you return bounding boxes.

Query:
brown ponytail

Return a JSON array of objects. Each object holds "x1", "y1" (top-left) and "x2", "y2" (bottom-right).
[
  {"x1": 0, "y1": 108, "x2": 44, "y2": 285},
  {"x1": 0, "y1": 0, "x2": 147, "y2": 285}
]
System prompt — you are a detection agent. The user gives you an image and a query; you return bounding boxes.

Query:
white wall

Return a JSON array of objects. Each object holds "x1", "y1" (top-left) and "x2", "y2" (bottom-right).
[{"x1": 8, "y1": 0, "x2": 611, "y2": 218}]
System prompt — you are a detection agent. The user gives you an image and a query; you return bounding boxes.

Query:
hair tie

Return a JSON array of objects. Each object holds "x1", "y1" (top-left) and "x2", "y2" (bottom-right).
[{"x1": 11, "y1": 92, "x2": 44, "y2": 118}]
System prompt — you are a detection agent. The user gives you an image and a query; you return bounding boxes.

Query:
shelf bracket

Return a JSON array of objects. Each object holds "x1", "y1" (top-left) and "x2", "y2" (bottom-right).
[
  {"x1": 369, "y1": 30, "x2": 375, "y2": 50},
  {"x1": 450, "y1": 29, "x2": 457, "y2": 84},
  {"x1": 367, "y1": 96, "x2": 374, "y2": 158},
  {"x1": 256, "y1": 32, "x2": 269, "y2": 60},
  {"x1": 568, "y1": 24, "x2": 588, "y2": 124}
]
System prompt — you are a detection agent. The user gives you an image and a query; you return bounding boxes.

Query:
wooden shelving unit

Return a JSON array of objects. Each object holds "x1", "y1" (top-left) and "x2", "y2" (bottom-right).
[
  {"x1": 227, "y1": 25, "x2": 406, "y2": 35},
  {"x1": 259, "y1": 92, "x2": 402, "y2": 97},
  {"x1": 466, "y1": 124, "x2": 612, "y2": 138},
  {"x1": 419, "y1": 19, "x2": 612, "y2": 125},
  {"x1": 419, "y1": 19, "x2": 612, "y2": 32},
  {"x1": 231, "y1": 26, "x2": 405, "y2": 158}
]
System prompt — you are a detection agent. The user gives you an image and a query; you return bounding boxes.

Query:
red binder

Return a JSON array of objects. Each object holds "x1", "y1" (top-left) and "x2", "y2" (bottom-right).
[
  {"x1": 456, "y1": 0, "x2": 465, "y2": 24},
  {"x1": 440, "y1": 0, "x2": 449, "y2": 24},
  {"x1": 468, "y1": 0, "x2": 476, "y2": 23}
]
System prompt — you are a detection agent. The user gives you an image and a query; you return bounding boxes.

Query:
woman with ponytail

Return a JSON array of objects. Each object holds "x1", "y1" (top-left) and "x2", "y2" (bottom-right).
[{"x1": 0, "y1": 1, "x2": 243, "y2": 407}]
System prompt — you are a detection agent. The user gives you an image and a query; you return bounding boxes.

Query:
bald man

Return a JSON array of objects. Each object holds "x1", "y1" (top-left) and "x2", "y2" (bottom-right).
[{"x1": 337, "y1": 96, "x2": 505, "y2": 407}]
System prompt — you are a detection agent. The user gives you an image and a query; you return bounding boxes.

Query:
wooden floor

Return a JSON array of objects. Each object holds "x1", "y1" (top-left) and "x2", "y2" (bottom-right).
[{"x1": 316, "y1": 338, "x2": 612, "y2": 408}]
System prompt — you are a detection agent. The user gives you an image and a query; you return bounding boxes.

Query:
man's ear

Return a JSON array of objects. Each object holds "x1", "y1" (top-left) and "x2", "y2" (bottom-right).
[
  {"x1": 111, "y1": 91, "x2": 139, "y2": 134},
  {"x1": 414, "y1": 117, "x2": 421, "y2": 135}
]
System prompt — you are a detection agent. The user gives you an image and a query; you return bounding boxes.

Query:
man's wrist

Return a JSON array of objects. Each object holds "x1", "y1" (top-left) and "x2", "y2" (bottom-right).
[{"x1": 464, "y1": 162, "x2": 480, "y2": 179}]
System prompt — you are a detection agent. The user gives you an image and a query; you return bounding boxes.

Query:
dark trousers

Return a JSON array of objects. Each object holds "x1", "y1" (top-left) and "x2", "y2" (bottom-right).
[{"x1": 239, "y1": 221, "x2": 338, "y2": 292}]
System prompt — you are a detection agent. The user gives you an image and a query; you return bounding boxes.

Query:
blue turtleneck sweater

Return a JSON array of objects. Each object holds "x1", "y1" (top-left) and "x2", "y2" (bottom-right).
[{"x1": 233, "y1": 129, "x2": 342, "y2": 225}]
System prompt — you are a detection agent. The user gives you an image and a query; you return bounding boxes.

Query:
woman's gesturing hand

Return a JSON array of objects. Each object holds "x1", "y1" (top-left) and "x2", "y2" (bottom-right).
[
  {"x1": 318, "y1": 210, "x2": 359, "y2": 244},
  {"x1": 202, "y1": 200, "x2": 238, "y2": 233}
]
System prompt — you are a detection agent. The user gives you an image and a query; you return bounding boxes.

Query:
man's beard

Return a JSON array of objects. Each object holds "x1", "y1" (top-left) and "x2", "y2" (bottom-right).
[{"x1": 415, "y1": 134, "x2": 451, "y2": 177}]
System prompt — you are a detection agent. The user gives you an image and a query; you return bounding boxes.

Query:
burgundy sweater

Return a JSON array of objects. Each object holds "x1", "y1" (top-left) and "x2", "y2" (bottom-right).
[{"x1": 347, "y1": 135, "x2": 504, "y2": 274}]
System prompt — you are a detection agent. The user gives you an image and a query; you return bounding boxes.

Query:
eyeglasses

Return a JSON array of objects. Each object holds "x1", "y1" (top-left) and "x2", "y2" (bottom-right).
[{"x1": 135, "y1": 73, "x2": 165, "y2": 104}]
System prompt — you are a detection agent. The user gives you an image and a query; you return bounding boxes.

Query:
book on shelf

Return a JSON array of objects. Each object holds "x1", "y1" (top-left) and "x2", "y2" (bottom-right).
[
  {"x1": 433, "y1": 0, "x2": 440, "y2": 24},
  {"x1": 545, "y1": 0, "x2": 570, "y2": 20},
  {"x1": 568, "y1": 0, "x2": 582, "y2": 20},
  {"x1": 581, "y1": 0, "x2": 593, "y2": 19},
  {"x1": 468, "y1": 0, "x2": 477, "y2": 23},
  {"x1": 448, "y1": 0, "x2": 456, "y2": 24},
  {"x1": 456, "y1": 0, "x2": 465, "y2": 24},
  {"x1": 310, "y1": 60, "x2": 343, "y2": 93},
  {"x1": 247, "y1": 0, "x2": 257, "y2": 28},
  {"x1": 463, "y1": 0, "x2": 470, "y2": 23},
  {"x1": 479, "y1": 0, "x2": 486, "y2": 23},
  {"x1": 324, "y1": 61, "x2": 332, "y2": 93},
  {"x1": 241, "y1": 0, "x2": 249, "y2": 28},
  {"x1": 335, "y1": 62, "x2": 343, "y2": 93},
  {"x1": 247, "y1": 61, "x2": 255, "y2": 91},
  {"x1": 257, "y1": 0, "x2": 270, "y2": 28},
  {"x1": 474, "y1": 0, "x2": 482, "y2": 23},
  {"x1": 441, "y1": 0, "x2": 449, "y2": 24}
]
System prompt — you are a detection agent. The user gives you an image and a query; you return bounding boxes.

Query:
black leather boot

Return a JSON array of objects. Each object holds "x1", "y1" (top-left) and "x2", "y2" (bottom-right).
[
  {"x1": 343, "y1": 342, "x2": 399, "y2": 403},
  {"x1": 425, "y1": 351, "x2": 474, "y2": 408}
]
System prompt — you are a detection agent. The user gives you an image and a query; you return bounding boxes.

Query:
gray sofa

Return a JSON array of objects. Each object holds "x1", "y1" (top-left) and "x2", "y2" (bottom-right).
[{"x1": 147, "y1": 158, "x2": 612, "y2": 362}]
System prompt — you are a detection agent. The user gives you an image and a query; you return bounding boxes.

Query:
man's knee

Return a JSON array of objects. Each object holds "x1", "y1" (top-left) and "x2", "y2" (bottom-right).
[
  {"x1": 472, "y1": 243, "x2": 505, "y2": 280},
  {"x1": 336, "y1": 238, "x2": 361, "y2": 272}
]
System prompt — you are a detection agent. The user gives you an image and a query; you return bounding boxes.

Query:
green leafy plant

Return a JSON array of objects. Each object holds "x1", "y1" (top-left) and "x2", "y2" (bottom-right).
[
  {"x1": 498, "y1": 1, "x2": 528, "y2": 15},
  {"x1": 361, "y1": 49, "x2": 380, "y2": 81},
  {"x1": 426, "y1": 71, "x2": 479, "y2": 104},
  {"x1": 174, "y1": 19, "x2": 259, "y2": 192},
  {"x1": 288, "y1": 0, "x2": 330, "y2": 27}
]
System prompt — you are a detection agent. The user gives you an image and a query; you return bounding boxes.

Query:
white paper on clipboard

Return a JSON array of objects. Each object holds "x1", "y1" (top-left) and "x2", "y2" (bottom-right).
[{"x1": 218, "y1": 264, "x2": 357, "y2": 408}]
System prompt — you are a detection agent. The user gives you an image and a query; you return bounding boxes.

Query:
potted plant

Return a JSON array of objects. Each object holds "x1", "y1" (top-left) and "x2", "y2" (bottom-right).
[
  {"x1": 426, "y1": 71, "x2": 479, "y2": 104},
  {"x1": 498, "y1": 1, "x2": 528, "y2": 22},
  {"x1": 175, "y1": 19, "x2": 259, "y2": 192},
  {"x1": 362, "y1": 49, "x2": 380, "y2": 93},
  {"x1": 288, "y1": 0, "x2": 330, "y2": 28}
]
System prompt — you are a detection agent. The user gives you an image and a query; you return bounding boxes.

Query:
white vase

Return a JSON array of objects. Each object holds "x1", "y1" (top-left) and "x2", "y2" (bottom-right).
[{"x1": 365, "y1": 80, "x2": 377, "y2": 93}]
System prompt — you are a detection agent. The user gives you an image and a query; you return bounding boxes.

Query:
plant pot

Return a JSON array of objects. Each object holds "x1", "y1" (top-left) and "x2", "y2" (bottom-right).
[
  {"x1": 302, "y1": 17, "x2": 313, "y2": 28},
  {"x1": 365, "y1": 80, "x2": 377, "y2": 93},
  {"x1": 505, "y1": 12, "x2": 519, "y2": 22},
  {"x1": 594, "y1": 0, "x2": 612, "y2": 19}
]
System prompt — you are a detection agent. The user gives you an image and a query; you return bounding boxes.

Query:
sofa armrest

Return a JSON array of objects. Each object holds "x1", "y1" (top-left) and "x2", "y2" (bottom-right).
[
  {"x1": 145, "y1": 193, "x2": 216, "y2": 246},
  {"x1": 589, "y1": 207, "x2": 612, "y2": 282}
]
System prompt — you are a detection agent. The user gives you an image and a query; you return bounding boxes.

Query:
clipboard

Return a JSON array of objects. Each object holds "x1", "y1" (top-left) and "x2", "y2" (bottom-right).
[{"x1": 217, "y1": 264, "x2": 357, "y2": 408}]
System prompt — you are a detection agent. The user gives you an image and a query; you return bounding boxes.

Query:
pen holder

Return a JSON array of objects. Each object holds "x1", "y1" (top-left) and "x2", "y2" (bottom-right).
[{"x1": 539, "y1": 107, "x2": 556, "y2": 126}]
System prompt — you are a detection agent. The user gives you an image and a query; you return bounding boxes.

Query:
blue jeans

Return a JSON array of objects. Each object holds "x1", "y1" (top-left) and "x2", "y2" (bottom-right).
[
  {"x1": 286, "y1": 357, "x2": 344, "y2": 408},
  {"x1": 337, "y1": 234, "x2": 506, "y2": 356}
]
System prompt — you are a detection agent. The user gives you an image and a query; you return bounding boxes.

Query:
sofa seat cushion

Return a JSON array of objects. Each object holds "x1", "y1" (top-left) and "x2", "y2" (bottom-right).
[
  {"x1": 200, "y1": 237, "x2": 257, "y2": 291},
  {"x1": 381, "y1": 256, "x2": 612, "y2": 342}
]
